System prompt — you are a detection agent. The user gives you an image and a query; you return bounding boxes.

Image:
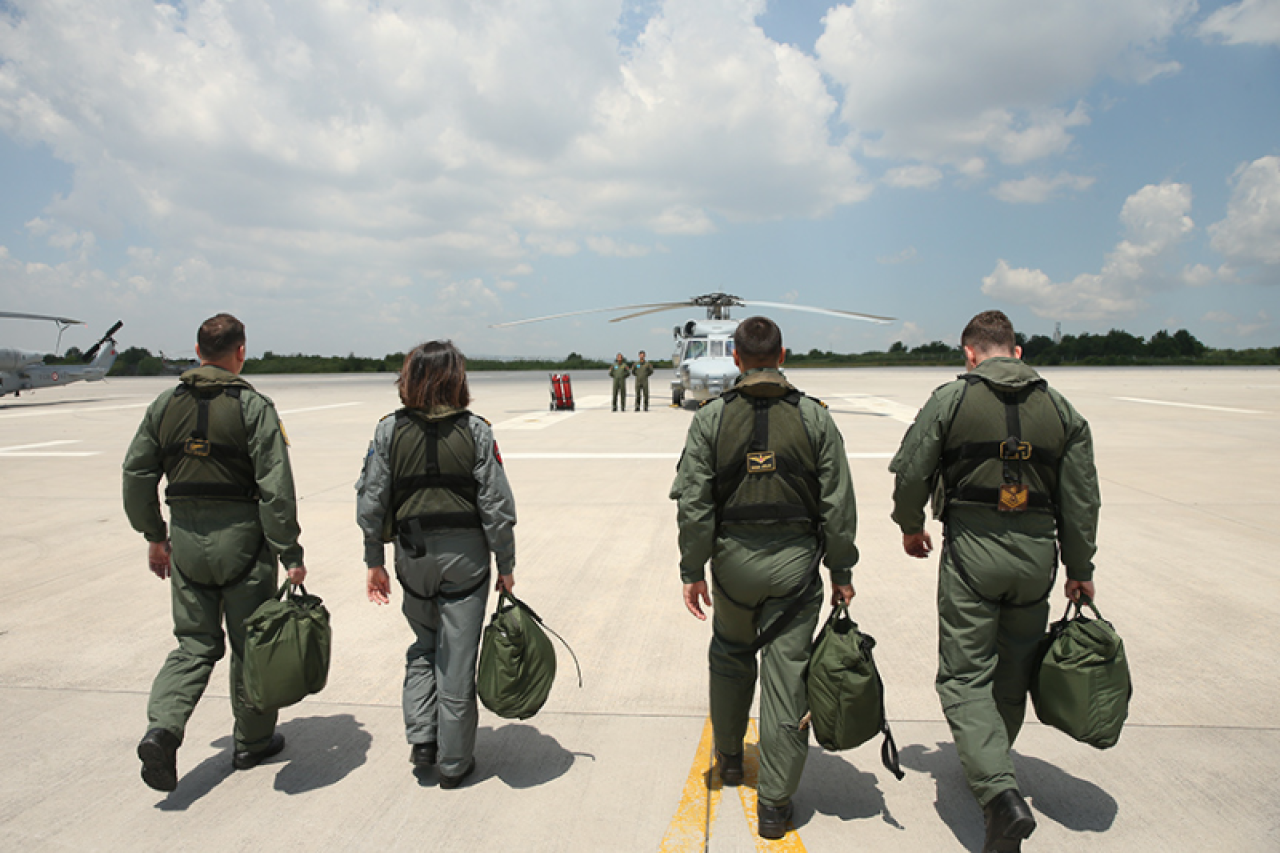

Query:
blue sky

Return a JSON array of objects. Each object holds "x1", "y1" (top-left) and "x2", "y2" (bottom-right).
[{"x1": 1, "y1": 0, "x2": 1277, "y2": 359}]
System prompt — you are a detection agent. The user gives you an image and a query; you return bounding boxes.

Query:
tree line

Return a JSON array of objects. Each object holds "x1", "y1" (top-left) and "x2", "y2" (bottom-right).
[{"x1": 46, "y1": 328, "x2": 1278, "y2": 377}]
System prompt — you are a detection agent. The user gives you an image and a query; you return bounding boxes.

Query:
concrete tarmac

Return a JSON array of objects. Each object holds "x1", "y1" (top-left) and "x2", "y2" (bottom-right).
[{"x1": 1, "y1": 366, "x2": 1277, "y2": 852}]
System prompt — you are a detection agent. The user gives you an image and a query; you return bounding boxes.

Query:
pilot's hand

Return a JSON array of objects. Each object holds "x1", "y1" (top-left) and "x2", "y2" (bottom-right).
[
  {"x1": 287, "y1": 565, "x2": 307, "y2": 586},
  {"x1": 903, "y1": 530, "x2": 933, "y2": 559},
  {"x1": 832, "y1": 583, "x2": 855, "y2": 605},
  {"x1": 367, "y1": 566, "x2": 391, "y2": 604},
  {"x1": 496, "y1": 573, "x2": 515, "y2": 594},
  {"x1": 1064, "y1": 579, "x2": 1095, "y2": 604},
  {"x1": 148, "y1": 540, "x2": 172, "y2": 580},
  {"x1": 684, "y1": 581, "x2": 711, "y2": 621}
]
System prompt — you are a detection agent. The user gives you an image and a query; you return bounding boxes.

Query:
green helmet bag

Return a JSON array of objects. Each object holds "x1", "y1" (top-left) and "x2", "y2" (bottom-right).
[
  {"x1": 477, "y1": 592, "x2": 580, "y2": 720},
  {"x1": 242, "y1": 582, "x2": 331, "y2": 714}
]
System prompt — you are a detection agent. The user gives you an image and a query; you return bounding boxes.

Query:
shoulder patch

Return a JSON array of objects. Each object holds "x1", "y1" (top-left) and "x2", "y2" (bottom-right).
[{"x1": 379, "y1": 412, "x2": 395, "y2": 422}]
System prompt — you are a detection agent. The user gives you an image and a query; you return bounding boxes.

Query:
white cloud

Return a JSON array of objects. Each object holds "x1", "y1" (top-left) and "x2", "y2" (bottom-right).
[
  {"x1": 585, "y1": 235, "x2": 657, "y2": 257},
  {"x1": 981, "y1": 181, "x2": 1196, "y2": 319},
  {"x1": 883, "y1": 165, "x2": 942, "y2": 189},
  {"x1": 816, "y1": 0, "x2": 1194, "y2": 168},
  {"x1": 876, "y1": 247, "x2": 919, "y2": 265},
  {"x1": 1207, "y1": 155, "x2": 1280, "y2": 268},
  {"x1": 1198, "y1": 0, "x2": 1280, "y2": 46},
  {"x1": 1203, "y1": 308, "x2": 1274, "y2": 338},
  {"x1": 992, "y1": 172, "x2": 1096, "y2": 204}
]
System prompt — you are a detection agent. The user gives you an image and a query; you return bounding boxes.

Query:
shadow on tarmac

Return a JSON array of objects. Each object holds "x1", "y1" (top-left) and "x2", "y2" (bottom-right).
[
  {"x1": 898, "y1": 741, "x2": 1117, "y2": 849},
  {"x1": 155, "y1": 714, "x2": 371, "y2": 810},
  {"x1": 412, "y1": 723, "x2": 586, "y2": 789},
  {"x1": 796, "y1": 745, "x2": 904, "y2": 830}
]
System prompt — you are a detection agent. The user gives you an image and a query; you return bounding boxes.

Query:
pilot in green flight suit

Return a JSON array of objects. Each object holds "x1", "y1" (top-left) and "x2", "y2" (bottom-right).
[
  {"x1": 123, "y1": 313, "x2": 306, "y2": 793},
  {"x1": 671, "y1": 316, "x2": 858, "y2": 841},
  {"x1": 632, "y1": 350, "x2": 654, "y2": 411},
  {"x1": 609, "y1": 352, "x2": 631, "y2": 411},
  {"x1": 890, "y1": 310, "x2": 1100, "y2": 853}
]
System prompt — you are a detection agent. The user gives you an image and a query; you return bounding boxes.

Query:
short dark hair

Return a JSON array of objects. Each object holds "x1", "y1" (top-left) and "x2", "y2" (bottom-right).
[
  {"x1": 961, "y1": 310, "x2": 1017, "y2": 355},
  {"x1": 733, "y1": 316, "x2": 783, "y2": 365},
  {"x1": 197, "y1": 313, "x2": 246, "y2": 361},
  {"x1": 398, "y1": 341, "x2": 471, "y2": 410}
]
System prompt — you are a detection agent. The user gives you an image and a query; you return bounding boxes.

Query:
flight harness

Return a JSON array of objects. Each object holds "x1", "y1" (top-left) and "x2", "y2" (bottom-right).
[
  {"x1": 160, "y1": 382, "x2": 265, "y2": 590},
  {"x1": 161, "y1": 383, "x2": 259, "y2": 503},
  {"x1": 939, "y1": 374, "x2": 1064, "y2": 608},
  {"x1": 711, "y1": 388, "x2": 825, "y2": 653},
  {"x1": 389, "y1": 409, "x2": 487, "y2": 603}
]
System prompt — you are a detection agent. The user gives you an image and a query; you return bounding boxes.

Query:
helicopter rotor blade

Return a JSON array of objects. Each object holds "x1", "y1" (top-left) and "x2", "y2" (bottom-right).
[
  {"x1": 82, "y1": 320, "x2": 124, "y2": 362},
  {"x1": 0, "y1": 312, "x2": 86, "y2": 326},
  {"x1": 743, "y1": 301, "x2": 895, "y2": 325},
  {"x1": 606, "y1": 304, "x2": 701, "y2": 323},
  {"x1": 491, "y1": 302, "x2": 693, "y2": 328}
]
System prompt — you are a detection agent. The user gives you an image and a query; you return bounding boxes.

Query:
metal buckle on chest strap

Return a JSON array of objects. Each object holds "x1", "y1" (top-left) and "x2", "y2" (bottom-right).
[
  {"x1": 999, "y1": 438, "x2": 1032, "y2": 460},
  {"x1": 184, "y1": 438, "x2": 212, "y2": 457}
]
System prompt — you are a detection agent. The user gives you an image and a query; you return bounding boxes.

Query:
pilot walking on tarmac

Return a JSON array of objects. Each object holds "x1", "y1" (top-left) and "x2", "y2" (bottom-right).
[
  {"x1": 356, "y1": 341, "x2": 516, "y2": 788},
  {"x1": 632, "y1": 350, "x2": 654, "y2": 411},
  {"x1": 123, "y1": 313, "x2": 306, "y2": 792},
  {"x1": 890, "y1": 310, "x2": 1100, "y2": 853},
  {"x1": 671, "y1": 316, "x2": 858, "y2": 840},
  {"x1": 609, "y1": 352, "x2": 631, "y2": 411}
]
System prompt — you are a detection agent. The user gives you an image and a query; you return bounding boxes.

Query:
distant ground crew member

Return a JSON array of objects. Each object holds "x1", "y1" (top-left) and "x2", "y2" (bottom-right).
[
  {"x1": 123, "y1": 313, "x2": 306, "y2": 793},
  {"x1": 357, "y1": 340, "x2": 516, "y2": 788},
  {"x1": 632, "y1": 351, "x2": 654, "y2": 411},
  {"x1": 671, "y1": 316, "x2": 858, "y2": 841},
  {"x1": 609, "y1": 352, "x2": 631, "y2": 411},
  {"x1": 890, "y1": 310, "x2": 1100, "y2": 853}
]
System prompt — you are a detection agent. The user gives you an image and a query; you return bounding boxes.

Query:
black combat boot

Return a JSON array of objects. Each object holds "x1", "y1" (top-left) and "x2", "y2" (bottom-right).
[
  {"x1": 410, "y1": 742, "x2": 438, "y2": 768},
  {"x1": 232, "y1": 732, "x2": 286, "y2": 770},
  {"x1": 715, "y1": 749, "x2": 743, "y2": 785},
  {"x1": 137, "y1": 728, "x2": 180, "y2": 792},
  {"x1": 757, "y1": 800, "x2": 793, "y2": 840},
  {"x1": 982, "y1": 789, "x2": 1036, "y2": 852}
]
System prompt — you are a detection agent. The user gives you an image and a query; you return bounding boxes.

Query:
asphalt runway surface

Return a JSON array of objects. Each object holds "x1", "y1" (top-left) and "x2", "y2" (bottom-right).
[{"x1": 1, "y1": 366, "x2": 1277, "y2": 851}]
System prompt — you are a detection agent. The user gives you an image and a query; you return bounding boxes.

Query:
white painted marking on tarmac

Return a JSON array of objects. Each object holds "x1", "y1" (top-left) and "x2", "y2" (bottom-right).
[
  {"x1": 1115, "y1": 396, "x2": 1263, "y2": 415},
  {"x1": 278, "y1": 402, "x2": 363, "y2": 415},
  {"x1": 837, "y1": 395, "x2": 919, "y2": 424},
  {"x1": 848, "y1": 452, "x2": 893, "y2": 459},
  {"x1": 0, "y1": 440, "x2": 99, "y2": 457},
  {"x1": 504, "y1": 452, "x2": 679, "y2": 460},
  {"x1": 0, "y1": 402, "x2": 149, "y2": 420}
]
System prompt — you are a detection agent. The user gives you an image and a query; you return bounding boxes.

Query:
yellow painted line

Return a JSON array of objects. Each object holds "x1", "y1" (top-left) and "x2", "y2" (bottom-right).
[
  {"x1": 660, "y1": 717, "x2": 806, "y2": 852},
  {"x1": 659, "y1": 717, "x2": 721, "y2": 852}
]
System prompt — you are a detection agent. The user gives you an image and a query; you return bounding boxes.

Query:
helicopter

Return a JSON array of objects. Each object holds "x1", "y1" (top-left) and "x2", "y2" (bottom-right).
[
  {"x1": 492, "y1": 292, "x2": 894, "y2": 407},
  {"x1": 0, "y1": 312, "x2": 124, "y2": 397}
]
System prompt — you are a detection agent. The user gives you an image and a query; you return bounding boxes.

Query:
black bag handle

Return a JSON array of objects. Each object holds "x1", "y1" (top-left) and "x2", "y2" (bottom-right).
[{"x1": 496, "y1": 591, "x2": 584, "y2": 688}]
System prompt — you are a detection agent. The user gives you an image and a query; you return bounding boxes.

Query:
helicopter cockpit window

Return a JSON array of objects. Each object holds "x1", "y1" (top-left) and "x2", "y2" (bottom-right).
[
  {"x1": 725, "y1": 340, "x2": 735, "y2": 357},
  {"x1": 710, "y1": 340, "x2": 725, "y2": 358},
  {"x1": 686, "y1": 339, "x2": 708, "y2": 360}
]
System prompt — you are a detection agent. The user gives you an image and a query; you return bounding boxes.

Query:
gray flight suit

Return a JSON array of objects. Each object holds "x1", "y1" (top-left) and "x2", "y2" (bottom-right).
[
  {"x1": 609, "y1": 361, "x2": 631, "y2": 411},
  {"x1": 122, "y1": 366, "x2": 304, "y2": 754},
  {"x1": 671, "y1": 368, "x2": 859, "y2": 808},
  {"x1": 890, "y1": 356, "x2": 1100, "y2": 808},
  {"x1": 632, "y1": 360, "x2": 654, "y2": 410},
  {"x1": 356, "y1": 406, "x2": 516, "y2": 777}
]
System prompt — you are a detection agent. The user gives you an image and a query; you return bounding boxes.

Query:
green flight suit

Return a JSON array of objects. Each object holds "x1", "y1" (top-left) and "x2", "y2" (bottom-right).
[
  {"x1": 123, "y1": 366, "x2": 304, "y2": 754},
  {"x1": 671, "y1": 368, "x2": 859, "y2": 808},
  {"x1": 889, "y1": 357, "x2": 1100, "y2": 807},
  {"x1": 632, "y1": 359, "x2": 654, "y2": 410},
  {"x1": 609, "y1": 361, "x2": 631, "y2": 411}
]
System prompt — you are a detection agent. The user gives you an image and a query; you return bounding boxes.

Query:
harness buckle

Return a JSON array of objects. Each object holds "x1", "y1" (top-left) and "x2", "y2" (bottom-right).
[
  {"x1": 184, "y1": 438, "x2": 212, "y2": 457},
  {"x1": 998, "y1": 484, "x2": 1029, "y2": 512},
  {"x1": 999, "y1": 438, "x2": 1032, "y2": 460}
]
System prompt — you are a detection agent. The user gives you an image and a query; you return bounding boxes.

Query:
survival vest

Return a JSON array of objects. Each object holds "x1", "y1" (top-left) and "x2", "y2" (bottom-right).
[
  {"x1": 384, "y1": 409, "x2": 482, "y2": 555},
  {"x1": 939, "y1": 374, "x2": 1067, "y2": 516},
  {"x1": 159, "y1": 380, "x2": 258, "y2": 504},
  {"x1": 713, "y1": 386, "x2": 821, "y2": 531}
]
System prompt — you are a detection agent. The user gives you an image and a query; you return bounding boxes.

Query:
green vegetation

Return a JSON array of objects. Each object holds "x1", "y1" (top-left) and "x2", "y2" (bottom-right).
[
  {"x1": 789, "y1": 328, "x2": 1279, "y2": 368},
  {"x1": 97, "y1": 330, "x2": 1276, "y2": 377}
]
